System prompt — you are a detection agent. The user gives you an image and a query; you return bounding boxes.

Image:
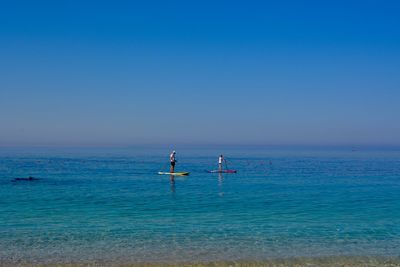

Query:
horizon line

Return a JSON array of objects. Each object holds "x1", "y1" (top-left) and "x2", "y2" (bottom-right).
[{"x1": 1, "y1": 143, "x2": 400, "y2": 150}]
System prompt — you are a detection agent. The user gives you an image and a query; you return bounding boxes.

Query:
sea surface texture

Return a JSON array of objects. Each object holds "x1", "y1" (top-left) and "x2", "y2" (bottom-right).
[{"x1": 0, "y1": 147, "x2": 399, "y2": 264}]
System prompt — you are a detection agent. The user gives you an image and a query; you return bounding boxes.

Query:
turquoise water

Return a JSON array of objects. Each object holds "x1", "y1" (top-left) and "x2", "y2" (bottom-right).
[{"x1": 1, "y1": 147, "x2": 400, "y2": 264}]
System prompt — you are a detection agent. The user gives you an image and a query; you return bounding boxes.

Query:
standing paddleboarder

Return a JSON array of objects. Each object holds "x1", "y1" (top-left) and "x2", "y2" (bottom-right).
[
  {"x1": 170, "y1": 150, "x2": 177, "y2": 173},
  {"x1": 218, "y1": 154, "x2": 226, "y2": 172}
]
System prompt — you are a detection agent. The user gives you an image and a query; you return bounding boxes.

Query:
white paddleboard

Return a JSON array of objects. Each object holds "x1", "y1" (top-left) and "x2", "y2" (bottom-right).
[{"x1": 158, "y1": 172, "x2": 189, "y2": 176}]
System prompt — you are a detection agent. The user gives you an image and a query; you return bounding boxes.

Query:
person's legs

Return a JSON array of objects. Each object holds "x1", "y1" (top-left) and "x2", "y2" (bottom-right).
[
  {"x1": 170, "y1": 162, "x2": 175, "y2": 173},
  {"x1": 218, "y1": 163, "x2": 222, "y2": 172}
]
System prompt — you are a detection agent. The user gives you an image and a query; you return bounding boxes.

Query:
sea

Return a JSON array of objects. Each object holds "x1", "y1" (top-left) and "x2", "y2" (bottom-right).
[{"x1": 0, "y1": 146, "x2": 399, "y2": 265}]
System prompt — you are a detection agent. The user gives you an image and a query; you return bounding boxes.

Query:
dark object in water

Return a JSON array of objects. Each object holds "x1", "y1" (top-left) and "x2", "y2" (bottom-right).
[{"x1": 13, "y1": 176, "x2": 40, "y2": 181}]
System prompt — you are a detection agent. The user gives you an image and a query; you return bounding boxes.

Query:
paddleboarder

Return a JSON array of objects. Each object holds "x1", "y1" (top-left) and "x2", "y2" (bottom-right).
[
  {"x1": 170, "y1": 151, "x2": 177, "y2": 173},
  {"x1": 218, "y1": 154, "x2": 226, "y2": 172}
]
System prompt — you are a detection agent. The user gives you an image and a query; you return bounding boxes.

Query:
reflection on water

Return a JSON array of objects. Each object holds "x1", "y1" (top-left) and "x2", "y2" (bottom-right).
[
  {"x1": 218, "y1": 172, "x2": 223, "y2": 186},
  {"x1": 218, "y1": 172, "x2": 224, "y2": 197},
  {"x1": 170, "y1": 175, "x2": 175, "y2": 194}
]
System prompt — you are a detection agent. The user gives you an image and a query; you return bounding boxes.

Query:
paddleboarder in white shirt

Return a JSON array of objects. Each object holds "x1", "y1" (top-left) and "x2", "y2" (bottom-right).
[
  {"x1": 218, "y1": 154, "x2": 226, "y2": 172},
  {"x1": 170, "y1": 151, "x2": 177, "y2": 173}
]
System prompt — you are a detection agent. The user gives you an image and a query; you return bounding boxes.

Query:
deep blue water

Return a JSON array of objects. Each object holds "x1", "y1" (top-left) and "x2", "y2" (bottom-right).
[{"x1": 0, "y1": 147, "x2": 400, "y2": 263}]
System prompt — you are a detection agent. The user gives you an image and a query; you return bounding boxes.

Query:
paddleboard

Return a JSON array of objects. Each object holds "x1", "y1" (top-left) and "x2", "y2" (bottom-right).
[
  {"x1": 207, "y1": 170, "x2": 237, "y2": 173},
  {"x1": 158, "y1": 172, "x2": 189, "y2": 176}
]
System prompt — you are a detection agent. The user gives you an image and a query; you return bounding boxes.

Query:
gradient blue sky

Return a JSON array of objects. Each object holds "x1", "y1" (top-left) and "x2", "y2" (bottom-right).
[{"x1": 1, "y1": 0, "x2": 399, "y2": 147}]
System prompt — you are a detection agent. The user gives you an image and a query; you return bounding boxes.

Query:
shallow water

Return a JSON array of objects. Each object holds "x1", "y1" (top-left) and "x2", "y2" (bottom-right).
[{"x1": 0, "y1": 147, "x2": 400, "y2": 264}]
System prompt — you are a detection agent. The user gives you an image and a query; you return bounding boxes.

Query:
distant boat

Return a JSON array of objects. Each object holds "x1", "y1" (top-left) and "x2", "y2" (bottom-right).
[{"x1": 13, "y1": 176, "x2": 40, "y2": 181}]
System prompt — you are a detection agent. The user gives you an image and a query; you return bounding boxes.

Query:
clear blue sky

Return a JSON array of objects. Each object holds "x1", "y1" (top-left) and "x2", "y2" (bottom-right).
[{"x1": 1, "y1": 0, "x2": 399, "y2": 147}]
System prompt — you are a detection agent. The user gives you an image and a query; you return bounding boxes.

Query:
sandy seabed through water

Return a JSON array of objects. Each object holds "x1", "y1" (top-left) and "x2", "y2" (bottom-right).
[{"x1": 2, "y1": 256, "x2": 400, "y2": 267}]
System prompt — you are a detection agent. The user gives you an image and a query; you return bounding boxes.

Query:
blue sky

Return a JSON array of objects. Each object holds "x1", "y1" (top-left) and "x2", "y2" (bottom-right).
[{"x1": 0, "y1": 0, "x2": 399, "y2": 147}]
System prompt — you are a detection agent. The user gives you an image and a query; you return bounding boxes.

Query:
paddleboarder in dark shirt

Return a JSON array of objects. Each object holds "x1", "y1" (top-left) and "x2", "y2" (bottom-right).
[{"x1": 170, "y1": 151, "x2": 176, "y2": 173}]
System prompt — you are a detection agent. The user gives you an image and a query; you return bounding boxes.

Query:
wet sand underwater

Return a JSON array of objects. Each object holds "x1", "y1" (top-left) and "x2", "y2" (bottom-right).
[{"x1": 2, "y1": 256, "x2": 400, "y2": 267}]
